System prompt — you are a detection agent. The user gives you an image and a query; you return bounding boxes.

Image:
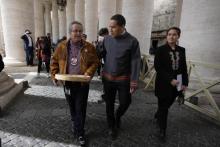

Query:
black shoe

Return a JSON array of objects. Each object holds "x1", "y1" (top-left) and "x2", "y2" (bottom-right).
[
  {"x1": 116, "y1": 117, "x2": 121, "y2": 129},
  {"x1": 152, "y1": 118, "x2": 159, "y2": 129},
  {"x1": 71, "y1": 122, "x2": 75, "y2": 134},
  {"x1": 154, "y1": 111, "x2": 159, "y2": 119},
  {"x1": 157, "y1": 129, "x2": 166, "y2": 143},
  {"x1": 108, "y1": 128, "x2": 117, "y2": 140},
  {"x1": 78, "y1": 135, "x2": 86, "y2": 146},
  {"x1": 101, "y1": 94, "x2": 106, "y2": 101}
]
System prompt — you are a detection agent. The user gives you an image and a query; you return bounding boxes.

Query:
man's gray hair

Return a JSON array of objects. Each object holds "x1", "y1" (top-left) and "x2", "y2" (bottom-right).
[{"x1": 69, "y1": 21, "x2": 83, "y2": 34}]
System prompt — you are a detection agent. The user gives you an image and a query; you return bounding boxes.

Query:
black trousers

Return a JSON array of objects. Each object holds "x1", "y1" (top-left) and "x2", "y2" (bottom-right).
[
  {"x1": 25, "y1": 49, "x2": 33, "y2": 66},
  {"x1": 155, "y1": 88, "x2": 178, "y2": 130},
  {"x1": 97, "y1": 63, "x2": 104, "y2": 76},
  {"x1": 104, "y1": 79, "x2": 131, "y2": 129},
  {"x1": 64, "y1": 82, "x2": 89, "y2": 136},
  {"x1": 37, "y1": 58, "x2": 50, "y2": 73}
]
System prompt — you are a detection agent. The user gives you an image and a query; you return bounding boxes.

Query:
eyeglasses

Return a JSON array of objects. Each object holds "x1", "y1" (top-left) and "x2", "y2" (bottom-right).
[{"x1": 71, "y1": 30, "x2": 83, "y2": 33}]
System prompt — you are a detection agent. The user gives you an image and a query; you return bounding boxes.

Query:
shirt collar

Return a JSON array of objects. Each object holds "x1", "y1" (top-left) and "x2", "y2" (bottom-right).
[
  {"x1": 70, "y1": 40, "x2": 83, "y2": 47},
  {"x1": 121, "y1": 30, "x2": 126, "y2": 35}
]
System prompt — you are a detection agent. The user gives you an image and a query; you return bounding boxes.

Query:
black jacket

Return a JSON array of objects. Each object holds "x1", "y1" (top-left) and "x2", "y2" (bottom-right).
[
  {"x1": 96, "y1": 41, "x2": 105, "y2": 59},
  {"x1": 0, "y1": 54, "x2": 4, "y2": 72},
  {"x1": 21, "y1": 34, "x2": 34, "y2": 51},
  {"x1": 154, "y1": 44, "x2": 188, "y2": 98},
  {"x1": 42, "y1": 37, "x2": 51, "y2": 56}
]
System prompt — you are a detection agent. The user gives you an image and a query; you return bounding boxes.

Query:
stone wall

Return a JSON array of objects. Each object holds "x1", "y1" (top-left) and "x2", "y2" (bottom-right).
[
  {"x1": 150, "y1": 0, "x2": 177, "y2": 49},
  {"x1": 152, "y1": 0, "x2": 177, "y2": 31}
]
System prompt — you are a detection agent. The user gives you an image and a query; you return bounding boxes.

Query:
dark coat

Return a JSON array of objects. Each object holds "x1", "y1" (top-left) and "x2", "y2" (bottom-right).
[
  {"x1": 21, "y1": 34, "x2": 34, "y2": 51},
  {"x1": 42, "y1": 36, "x2": 51, "y2": 56},
  {"x1": 0, "y1": 54, "x2": 4, "y2": 72},
  {"x1": 154, "y1": 44, "x2": 188, "y2": 98},
  {"x1": 96, "y1": 41, "x2": 104, "y2": 59},
  {"x1": 102, "y1": 32, "x2": 141, "y2": 87}
]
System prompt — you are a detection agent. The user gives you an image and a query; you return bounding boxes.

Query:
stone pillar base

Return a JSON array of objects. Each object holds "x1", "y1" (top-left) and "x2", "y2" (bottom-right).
[
  {"x1": 3, "y1": 58, "x2": 26, "y2": 66},
  {"x1": 0, "y1": 72, "x2": 26, "y2": 116}
]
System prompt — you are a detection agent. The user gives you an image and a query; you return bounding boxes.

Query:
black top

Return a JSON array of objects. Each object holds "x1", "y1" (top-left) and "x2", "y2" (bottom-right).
[
  {"x1": 154, "y1": 44, "x2": 188, "y2": 98},
  {"x1": 96, "y1": 40, "x2": 105, "y2": 59},
  {"x1": 42, "y1": 36, "x2": 52, "y2": 56},
  {"x1": 21, "y1": 34, "x2": 34, "y2": 51},
  {"x1": 0, "y1": 54, "x2": 4, "y2": 72}
]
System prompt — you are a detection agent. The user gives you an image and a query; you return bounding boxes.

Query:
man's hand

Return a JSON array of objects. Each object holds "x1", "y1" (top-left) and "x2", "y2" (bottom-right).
[
  {"x1": 53, "y1": 79, "x2": 63, "y2": 86},
  {"x1": 130, "y1": 86, "x2": 137, "y2": 94},
  {"x1": 171, "y1": 79, "x2": 179, "y2": 87},
  {"x1": 84, "y1": 73, "x2": 92, "y2": 81},
  {"x1": 52, "y1": 79, "x2": 58, "y2": 86}
]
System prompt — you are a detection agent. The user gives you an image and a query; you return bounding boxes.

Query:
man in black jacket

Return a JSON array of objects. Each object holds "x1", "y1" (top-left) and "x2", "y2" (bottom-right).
[
  {"x1": 0, "y1": 54, "x2": 4, "y2": 72},
  {"x1": 96, "y1": 27, "x2": 109, "y2": 77},
  {"x1": 102, "y1": 14, "x2": 141, "y2": 139},
  {"x1": 21, "y1": 30, "x2": 34, "y2": 66}
]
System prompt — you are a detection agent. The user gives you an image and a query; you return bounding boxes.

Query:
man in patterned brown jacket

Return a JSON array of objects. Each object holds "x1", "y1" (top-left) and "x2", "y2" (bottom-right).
[{"x1": 50, "y1": 21, "x2": 99, "y2": 146}]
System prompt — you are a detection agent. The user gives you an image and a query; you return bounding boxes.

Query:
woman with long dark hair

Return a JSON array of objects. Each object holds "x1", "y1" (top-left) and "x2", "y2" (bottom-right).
[
  {"x1": 154, "y1": 27, "x2": 188, "y2": 142},
  {"x1": 35, "y1": 36, "x2": 51, "y2": 77}
]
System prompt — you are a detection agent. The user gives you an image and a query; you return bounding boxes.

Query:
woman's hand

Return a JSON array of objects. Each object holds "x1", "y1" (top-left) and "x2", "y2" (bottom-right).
[
  {"x1": 170, "y1": 79, "x2": 179, "y2": 87},
  {"x1": 181, "y1": 85, "x2": 187, "y2": 91}
]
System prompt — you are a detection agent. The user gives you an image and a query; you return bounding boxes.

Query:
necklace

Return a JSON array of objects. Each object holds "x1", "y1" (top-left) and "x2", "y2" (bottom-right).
[
  {"x1": 71, "y1": 57, "x2": 78, "y2": 66},
  {"x1": 70, "y1": 41, "x2": 80, "y2": 66}
]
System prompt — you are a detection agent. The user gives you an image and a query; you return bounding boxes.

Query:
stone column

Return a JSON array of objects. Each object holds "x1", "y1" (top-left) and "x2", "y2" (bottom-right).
[
  {"x1": 75, "y1": 0, "x2": 85, "y2": 25},
  {"x1": 0, "y1": 5, "x2": 5, "y2": 56},
  {"x1": 52, "y1": 0, "x2": 59, "y2": 43},
  {"x1": 0, "y1": 0, "x2": 34, "y2": 65},
  {"x1": 58, "y1": 9, "x2": 67, "y2": 39},
  {"x1": 179, "y1": 0, "x2": 220, "y2": 77},
  {"x1": 122, "y1": 0, "x2": 154, "y2": 55},
  {"x1": 66, "y1": 0, "x2": 75, "y2": 37},
  {"x1": 175, "y1": 0, "x2": 183, "y2": 27},
  {"x1": 116, "y1": 0, "x2": 123, "y2": 14},
  {"x1": 98, "y1": 0, "x2": 116, "y2": 29},
  {"x1": 44, "y1": 2, "x2": 52, "y2": 35},
  {"x1": 85, "y1": 0, "x2": 98, "y2": 42},
  {"x1": 34, "y1": 0, "x2": 45, "y2": 40}
]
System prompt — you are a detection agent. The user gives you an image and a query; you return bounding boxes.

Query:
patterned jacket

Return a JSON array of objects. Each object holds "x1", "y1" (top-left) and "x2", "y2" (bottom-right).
[
  {"x1": 154, "y1": 44, "x2": 188, "y2": 98},
  {"x1": 50, "y1": 39, "x2": 99, "y2": 81}
]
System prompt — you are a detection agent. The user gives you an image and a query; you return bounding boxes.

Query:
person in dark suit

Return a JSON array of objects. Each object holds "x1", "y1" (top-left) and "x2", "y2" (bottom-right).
[
  {"x1": 96, "y1": 27, "x2": 109, "y2": 77},
  {"x1": 21, "y1": 30, "x2": 34, "y2": 66},
  {"x1": 154, "y1": 27, "x2": 188, "y2": 142},
  {"x1": 0, "y1": 54, "x2": 4, "y2": 72}
]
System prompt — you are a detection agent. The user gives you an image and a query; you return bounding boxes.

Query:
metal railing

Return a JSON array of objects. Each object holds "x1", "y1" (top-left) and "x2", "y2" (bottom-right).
[{"x1": 140, "y1": 54, "x2": 155, "y2": 90}]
